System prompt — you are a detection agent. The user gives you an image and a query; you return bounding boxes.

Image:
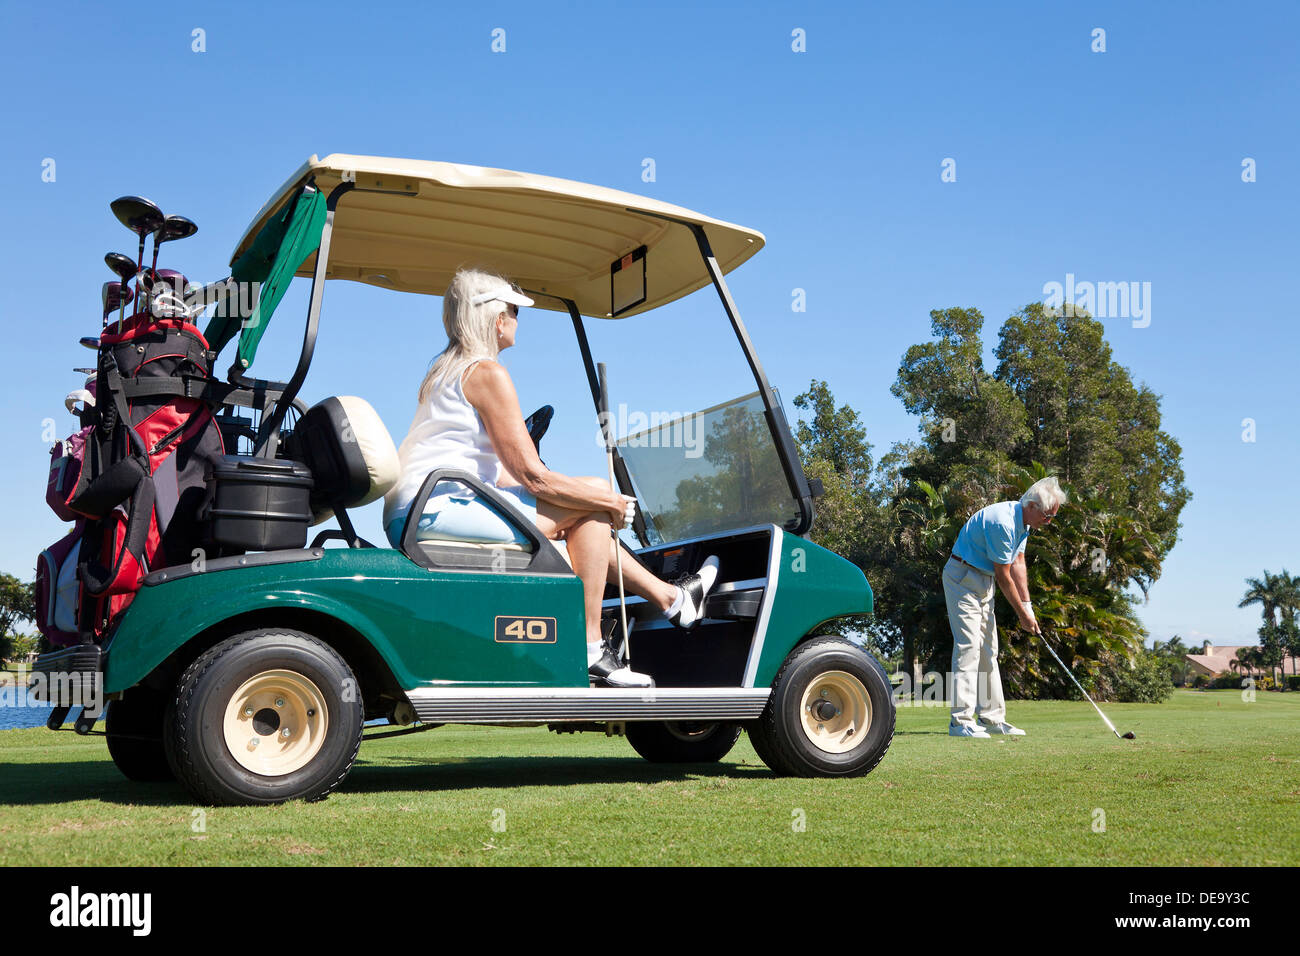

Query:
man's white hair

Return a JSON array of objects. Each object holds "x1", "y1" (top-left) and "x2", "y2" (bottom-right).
[{"x1": 1020, "y1": 476, "x2": 1067, "y2": 512}]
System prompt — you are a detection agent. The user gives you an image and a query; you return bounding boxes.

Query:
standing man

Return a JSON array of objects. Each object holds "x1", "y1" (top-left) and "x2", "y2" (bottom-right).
[{"x1": 943, "y1": 476, "x2": 1066, "y2": 737}]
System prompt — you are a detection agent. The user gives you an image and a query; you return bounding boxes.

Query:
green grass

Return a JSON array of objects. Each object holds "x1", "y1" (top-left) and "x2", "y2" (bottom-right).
[{"x1": 1, "y1": 690, "x2": 1297, "y2": 866}]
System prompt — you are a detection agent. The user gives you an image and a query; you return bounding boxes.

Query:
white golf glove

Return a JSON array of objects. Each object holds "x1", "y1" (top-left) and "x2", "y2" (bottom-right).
[{"x1": 1021, "y1": 601, "x2": 1040, "y2": 634}]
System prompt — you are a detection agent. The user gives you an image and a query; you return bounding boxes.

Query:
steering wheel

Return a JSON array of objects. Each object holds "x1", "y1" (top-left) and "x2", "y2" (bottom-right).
[{"x1": 524, "y1": 404, "x2": 553, "y2": 452}]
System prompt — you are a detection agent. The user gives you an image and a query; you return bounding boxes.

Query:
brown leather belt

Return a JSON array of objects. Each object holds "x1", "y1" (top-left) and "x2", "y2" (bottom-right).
[{"x1": 949, "y1": 553, "x2": 986, "y2": 573}]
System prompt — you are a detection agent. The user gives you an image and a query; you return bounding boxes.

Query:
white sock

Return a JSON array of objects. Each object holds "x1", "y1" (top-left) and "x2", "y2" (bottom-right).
[{"x1": 587, "y1": 641, "x2": 605, "y2": 667}]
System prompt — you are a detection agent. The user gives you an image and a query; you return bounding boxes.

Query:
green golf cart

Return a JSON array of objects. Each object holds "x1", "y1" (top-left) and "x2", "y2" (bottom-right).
[{"x1": 32, "y1": 154, "x2": 893, "y2": 804}]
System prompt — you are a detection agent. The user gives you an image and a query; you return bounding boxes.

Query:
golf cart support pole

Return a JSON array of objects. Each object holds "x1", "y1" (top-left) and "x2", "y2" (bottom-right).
[
  {"x1": 253, "y1": 181, "x2": 355, "y2": 458},
  {"x1": 685, "y1": 222, "x2": 817, "y2": 535},
  {"x1": 632, "y1": 210, "x2": 818, "y2": 535},
  {"x1": 560, "y1": 296, "x2": 650, "y2": 544}
]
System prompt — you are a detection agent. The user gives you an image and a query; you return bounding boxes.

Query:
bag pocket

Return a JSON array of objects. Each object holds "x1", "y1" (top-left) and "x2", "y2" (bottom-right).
[
  {"x1": 46, "y1": 427, "x2": 92, "y2": 521},
  {"x1": 35, "y1": 525, "x2": 85, "y2": 646}
]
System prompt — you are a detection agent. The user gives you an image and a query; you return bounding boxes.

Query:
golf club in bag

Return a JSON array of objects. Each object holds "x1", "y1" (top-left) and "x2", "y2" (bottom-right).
[{"x1": 1038, "y1": 625, "x2": 1135, "y2": 739}]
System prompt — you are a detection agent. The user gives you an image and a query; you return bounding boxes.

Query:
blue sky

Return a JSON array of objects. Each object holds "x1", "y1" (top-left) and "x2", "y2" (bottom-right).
[{"x1": 3, "y1": 1, "x2": 1296, "y2": 648}]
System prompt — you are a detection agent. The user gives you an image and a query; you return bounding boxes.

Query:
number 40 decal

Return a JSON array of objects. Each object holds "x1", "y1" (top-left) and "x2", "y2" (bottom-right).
[{"x1": 495, "y1": 616, "x2": 557, "y2": 644}]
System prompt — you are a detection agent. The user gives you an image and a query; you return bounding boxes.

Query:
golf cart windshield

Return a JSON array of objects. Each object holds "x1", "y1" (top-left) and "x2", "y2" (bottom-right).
[{"x1": 617, "y1": 392, "x2": 801, "y2": 545}]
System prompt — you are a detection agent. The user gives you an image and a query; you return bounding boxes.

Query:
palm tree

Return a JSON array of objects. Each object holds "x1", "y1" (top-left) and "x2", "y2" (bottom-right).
[
  {"x1": 1241, "y1": 572, "x2": 1287, "y2": 686},
  {"x1": 1153, "y1": 635, "x2": 1191, "y2": 685},
  {"x1": 1272, "y1": 570, "x2": 1300, "y2": 686},
  {"x1": 1235, "y1": 646, "x2": 1257, "y2": 678},
  {"x1": 1240, "y1": 571, "x2": 1282, "y2": 631}
]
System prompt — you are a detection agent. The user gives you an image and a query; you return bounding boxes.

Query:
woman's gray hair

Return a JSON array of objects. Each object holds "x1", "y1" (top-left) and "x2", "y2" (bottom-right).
[
  {"x1": 1020, "y1": 476, "x2": 1067, "y2": 512},
  {"x1": 417, "y1": 268, "x2": 520, "y2": 403}
]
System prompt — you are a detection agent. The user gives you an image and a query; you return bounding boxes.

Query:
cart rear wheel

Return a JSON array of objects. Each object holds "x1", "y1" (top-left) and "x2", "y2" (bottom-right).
[
  {"x1": 625, "y1": 721, "x2": 741, "y2": 763},
  {"x1": 164, "y1": 629, "x2": 364, "y2": 805},
  {"x1": 106, "y1": 686, "x2": 173, "y2": 782},
  {"x1": 748, "y1": 637, "x2": 894, "y2": 777}
]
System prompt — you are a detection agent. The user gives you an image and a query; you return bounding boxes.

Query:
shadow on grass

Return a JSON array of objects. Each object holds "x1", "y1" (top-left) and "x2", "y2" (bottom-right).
[
  {"x1": 0, "y1": 754, "x2": 777, "y2": 807},
  {"x1": 0, "y1": 759, "x2": 189, "y2": 807},
  {"x1": 344, "y1": 754, "x2": 774, "y2": 795}
]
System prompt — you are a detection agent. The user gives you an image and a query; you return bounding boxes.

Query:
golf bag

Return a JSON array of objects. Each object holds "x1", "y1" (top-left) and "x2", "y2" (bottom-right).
[{"x1": 37, "y1": 309, "x2": 225, "y2": 643}]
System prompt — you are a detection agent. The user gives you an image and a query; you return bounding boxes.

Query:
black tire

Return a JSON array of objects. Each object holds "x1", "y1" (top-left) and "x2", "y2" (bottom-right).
[
  {"x1": 106, "y1": 685, "x2": 174, "y2": 782},
  {"x1": 744, "y1": 717, "x2": 783, "y2": 773},
  {"x1": 625, "y1": 721, "x2": 742, "y2": 763},
  {"x1": 748, "y1": 637, "x2": 895, "y2": 777},
  {"x1": 163, "y1": 629, "x2": 364, "y2": 806}
]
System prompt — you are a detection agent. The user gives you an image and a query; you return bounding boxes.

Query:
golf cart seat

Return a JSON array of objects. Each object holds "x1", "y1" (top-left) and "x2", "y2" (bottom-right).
[{"x1": 286, "y1": 395, "x2": 399, "y2": 547}]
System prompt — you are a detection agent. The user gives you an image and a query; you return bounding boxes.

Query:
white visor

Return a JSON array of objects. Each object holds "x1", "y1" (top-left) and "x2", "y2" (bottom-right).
[{"x1": 470, "y1": 285, "x2": 535, "y2": 308}]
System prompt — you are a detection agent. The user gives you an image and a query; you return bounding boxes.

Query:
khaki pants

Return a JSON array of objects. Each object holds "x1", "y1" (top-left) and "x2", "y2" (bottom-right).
[{"x1": 941, "y1": 557, "x2": 1007, "y2": 727}]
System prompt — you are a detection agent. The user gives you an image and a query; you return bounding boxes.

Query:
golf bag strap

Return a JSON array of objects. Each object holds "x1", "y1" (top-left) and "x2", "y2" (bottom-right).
[
  {"x1": 78, "y1": 472, "x2": 155, "y2": 597},
  {"x1": 120, "y1": 375, "x2": 224, "y2": 401},
  {"x1": 104, "y1": 364, "x2": 150, "y2": 459}
]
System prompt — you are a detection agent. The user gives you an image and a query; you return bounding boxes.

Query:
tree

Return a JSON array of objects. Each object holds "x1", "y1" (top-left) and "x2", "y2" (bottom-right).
[
  {"x1": 0, "y1": 574, "x2": 36, "y2": 646},
  {"x1": 791, "y1": 381, "x2": 893, "y2": 656},
  {"x1": 1273, "y1": 570, "x2": 1300, "y2": 684},
  {"x1": 883, "y1": 303, "x2": 1185, "y2": 699},
  {"x1": 1235, "y1": 646, "x2": 1260, "y2": 678},
  {"x1": 995, "y1": 304, "x2": 1190, "y2": 590},
  {"x1": 890, "y1": 307, "x2": 1029, "y2": 485},
  {"x1": 1241, "y1": 571, "x2": 1289, "y2": 687},
  {"x1": 1240, "y1": 572, "x2": 1282, "y2": 630},
  {"x1": 1152, "y1": 635, "x2": 1191, "y2": 686}
]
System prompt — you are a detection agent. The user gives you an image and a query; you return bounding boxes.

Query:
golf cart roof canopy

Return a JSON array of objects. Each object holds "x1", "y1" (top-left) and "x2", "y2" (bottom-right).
[{"x1": 229, "y1": 154, "x2": 766, "y2": 318}]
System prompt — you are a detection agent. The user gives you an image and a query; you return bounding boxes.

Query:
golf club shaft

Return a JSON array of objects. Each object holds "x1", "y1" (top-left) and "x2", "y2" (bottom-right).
[
  {"x1": 1038, "y1": 631, "x2": 1122, "y2": 737},
  {"x1": 607, "y1": 447, "x2": 629, "y2": 659},
  {"x1": 597, "y1": 363, "x2": 630, "y2": 661},
  {"x1": 125, "y1": 234, "x2": 145, "y2": 333}
]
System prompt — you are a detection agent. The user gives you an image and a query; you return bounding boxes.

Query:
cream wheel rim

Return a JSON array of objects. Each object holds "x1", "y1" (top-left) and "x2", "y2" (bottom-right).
[
  {"x1": 799, "y1": 670, "x2": 871, "y2": 754},
  {"x1": 222, "y1": 670, "x2": 328, "y2": 776}
]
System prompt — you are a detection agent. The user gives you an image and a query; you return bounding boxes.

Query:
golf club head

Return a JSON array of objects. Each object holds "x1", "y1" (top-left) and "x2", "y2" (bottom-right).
[
  {"x1": 79, "y1": 337, "x2": 101, "y2": 351},
  {"x1": 1121, "y1": 732, "x2": 1136, "y2": 739},
  {"x1": 104, "y1": 251, "x2": 137, "y2": 283},
  {"x1": 110, "y1": 196, "x2": 165, "y2": 237},
  {"x1": 138, "y1": 267, "x2": 188, "y2": 292},
  {"x1": 101, "y1": 281, "x2": 134, "y2": 318},
  {"x1": 156, "y1": 215, "x2": 198, "y2": 244}
]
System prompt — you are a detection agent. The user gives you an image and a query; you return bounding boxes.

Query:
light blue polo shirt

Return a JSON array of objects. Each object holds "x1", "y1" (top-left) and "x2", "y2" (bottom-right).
[{"x1": 952, "y1": 501, "x2": 1029, "y2": 574}]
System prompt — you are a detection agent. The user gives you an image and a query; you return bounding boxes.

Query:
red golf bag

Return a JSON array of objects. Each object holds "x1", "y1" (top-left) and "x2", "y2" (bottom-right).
[{"x1": 37, "y1": 309, "x2": 225, "y2": 643}]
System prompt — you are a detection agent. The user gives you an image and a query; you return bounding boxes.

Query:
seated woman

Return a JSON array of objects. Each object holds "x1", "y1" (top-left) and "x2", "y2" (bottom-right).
[{"x1": 383, "y1": 268, "x2": 719, "y2": 688}]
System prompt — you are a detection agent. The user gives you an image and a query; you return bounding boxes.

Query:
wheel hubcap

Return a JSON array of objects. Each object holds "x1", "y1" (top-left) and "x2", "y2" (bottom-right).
[
  {"x1": 665, "y1": 722, "x2": 718, "y2": 742},
  {"x1": 222, "y1": 670, "x2": 328, "y2": 776},
  {"x1": 799, "y1": 671, "x2": 871, "y2": 754}
]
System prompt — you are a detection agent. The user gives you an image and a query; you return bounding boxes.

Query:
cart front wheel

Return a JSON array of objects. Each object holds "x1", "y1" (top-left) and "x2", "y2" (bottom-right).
[
  {"x1": 625, "y1": 721, "x2": 742, "y2": 763},
  {"x1": 164, "y1": 629, "x2": 364, "y2": 805},
  {"x1": 747, "y1": 637, "x2": 895, "y2": 777}
]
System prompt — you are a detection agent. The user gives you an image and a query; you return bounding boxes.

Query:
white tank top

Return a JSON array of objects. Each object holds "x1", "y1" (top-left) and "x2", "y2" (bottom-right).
[{"x1": 382, "y1": 361, "x2": 503, "y2": 528}]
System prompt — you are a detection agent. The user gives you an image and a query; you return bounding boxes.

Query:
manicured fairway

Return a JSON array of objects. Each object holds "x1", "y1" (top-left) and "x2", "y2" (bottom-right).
[{"x1": 1, "y1": 690, "x2": 1296, "y2": 866}]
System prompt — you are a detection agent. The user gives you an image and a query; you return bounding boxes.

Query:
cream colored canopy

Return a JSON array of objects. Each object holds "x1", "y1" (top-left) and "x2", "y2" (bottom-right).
[{"x1": 229, "y1": 154, "x2": 765, "y2": 319}]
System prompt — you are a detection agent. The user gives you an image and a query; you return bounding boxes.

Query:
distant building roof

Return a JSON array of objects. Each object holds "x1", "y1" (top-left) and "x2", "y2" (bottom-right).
[{"x1": 1185, "y1": 643, "x2": 1300, "y2": 677}]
